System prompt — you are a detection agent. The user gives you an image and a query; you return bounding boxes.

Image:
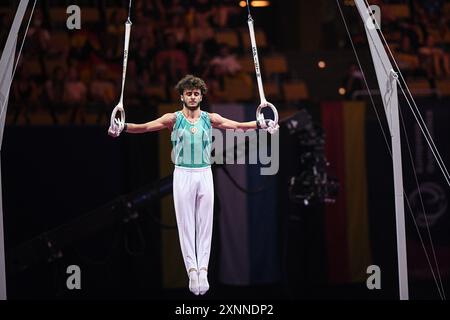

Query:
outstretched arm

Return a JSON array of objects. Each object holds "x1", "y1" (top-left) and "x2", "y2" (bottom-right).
[
  {"x1": 124, "y1": 113, "x2": 176, "y2": 133},
  {"x1": 209, "y1": 113, "x2": 257, "y2": 130}
]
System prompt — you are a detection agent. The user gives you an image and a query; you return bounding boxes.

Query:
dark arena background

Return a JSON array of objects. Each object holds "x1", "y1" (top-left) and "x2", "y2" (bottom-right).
[{"x1": 1, "y1": 0, "x2": 450, "y2": 310}]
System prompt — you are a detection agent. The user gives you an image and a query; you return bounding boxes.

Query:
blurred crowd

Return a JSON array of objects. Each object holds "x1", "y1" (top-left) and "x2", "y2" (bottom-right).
[
  {"x1": 1, "y1": 0, "x2": 450, "y2": 124},
  {"x1": 2, "y1": 0, "x2": 259, "y2": 124},
  {"x1": 342, "y1": 0, "x2": 450, "y2": 98}
]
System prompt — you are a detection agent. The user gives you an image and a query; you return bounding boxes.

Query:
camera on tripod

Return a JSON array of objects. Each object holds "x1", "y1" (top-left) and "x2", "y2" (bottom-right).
[{"x1": 284, "y1": 110, "x2": 339, "y2": 207}]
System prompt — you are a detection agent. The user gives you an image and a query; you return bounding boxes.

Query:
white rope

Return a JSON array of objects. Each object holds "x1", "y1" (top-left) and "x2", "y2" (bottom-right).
[
  {"x1": 245, "y1": 0, "x2": 279, "y2": 134},
  {"x1": 108, "y1": 0, "x2": 132, "y2": 137}
]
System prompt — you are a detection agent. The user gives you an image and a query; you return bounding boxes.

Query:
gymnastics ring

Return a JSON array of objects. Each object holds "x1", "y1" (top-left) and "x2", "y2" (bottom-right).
[
  {"x1": 256, "y1": 101, "x2": 279, "y2": 129},
  {"x1": 109, "y1": 102, "x2": 126, "y2": 134}
]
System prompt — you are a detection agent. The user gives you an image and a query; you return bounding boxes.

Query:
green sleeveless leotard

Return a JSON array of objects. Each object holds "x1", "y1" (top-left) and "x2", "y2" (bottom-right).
[{"x1": 171, "y1": 110, "x2": 212, "y2": 168}]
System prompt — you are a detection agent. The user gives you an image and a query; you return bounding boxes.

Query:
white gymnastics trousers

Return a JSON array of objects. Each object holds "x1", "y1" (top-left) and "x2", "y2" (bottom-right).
[{"x1": 173, "y1": 165, "x2": 214, "y2": 274}]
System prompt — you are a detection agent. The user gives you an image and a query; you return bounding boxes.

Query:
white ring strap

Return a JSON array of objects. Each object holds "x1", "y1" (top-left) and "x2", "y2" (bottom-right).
[
  {"x1": 110, "y1": 4, "x2": 132, "y2": 130},
  {"x1": 247, "y1": 13, "x2": 279, "y2": 128}
]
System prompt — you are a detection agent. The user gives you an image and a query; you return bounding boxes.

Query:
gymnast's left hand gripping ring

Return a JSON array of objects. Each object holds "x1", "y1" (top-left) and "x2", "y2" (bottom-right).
[{"x1": 256, "y1": 101, "x2": 279, "y2": 133}]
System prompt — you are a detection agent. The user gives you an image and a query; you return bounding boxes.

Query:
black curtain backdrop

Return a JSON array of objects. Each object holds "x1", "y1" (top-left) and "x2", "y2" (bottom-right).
[{"x1": 2, "y1": 104, "x2": 162, "y2": 299}]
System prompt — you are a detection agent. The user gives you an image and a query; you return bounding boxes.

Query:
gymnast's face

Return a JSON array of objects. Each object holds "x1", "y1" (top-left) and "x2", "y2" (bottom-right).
[{"x1": 181, "y1": 88, "x2": 203, "y2": 110}]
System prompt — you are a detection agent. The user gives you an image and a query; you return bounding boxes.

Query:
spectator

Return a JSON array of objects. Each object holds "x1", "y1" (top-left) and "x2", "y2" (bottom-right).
[
  {"x1": 421, "y1": 0, "x2": 444, "y2": 21},
  {"x1": 11, "y1": 67, "x2": 36, "y2": 124},
  {"x1": 44, "y1": 66, "x2": 66, "y2": 124},
  {"x1": 26, "y1": 10, "x2": 52, "y2": 76},
  {"x1": 341, "y1": 64, "x2": 364, "y2": 99},
  {"x1": 190, "y1": 41, "x2": 210, "y2": 75},
  {"x1": 89, "y1": 65, "x2": 116, "y2": 124},
  {"x1": 208, "y1": 44, "x2": 242, "y2": 77},
  {"x1": 106, "y1": 9, "x2": 125, "y2": 59},
  {"x1": 203, "y1": 64, "x2": 225, "y2": 104},
  {"x1": 213, "y1": 0, "x2": 242, "y2": 28},
  {"x1": 419, "y1": 35, "x2": 450, "y2": 77},
  {"x1": 134, "y1": 37, "x2": 154, "y2": 73},
  {"x1": 167, "y1": 0, "x2": 187, "y2": 17},
  {"x1": 133, "y1": 10, "x2": 154, "y2": 41},
  {"x1": 155, "y1": 33, "x2": 188, "y2": 84},
  {"x1": 122, "y1": 59, "x2": 142, "y2": 108},
  {"x1": 165, "y1": 13, "x2": 188, "y2": 46},
  {"x1": 64, "y1": 66, "x2": 88, "y2": 124},
  {"x1": 193, "y1": 0, "x2": 215, "y2": 28}
]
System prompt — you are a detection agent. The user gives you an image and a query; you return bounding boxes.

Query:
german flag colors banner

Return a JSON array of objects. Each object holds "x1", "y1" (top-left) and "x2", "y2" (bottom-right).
[{"x1": 321, "y1": 101, "x2": 372, "y2": 284}]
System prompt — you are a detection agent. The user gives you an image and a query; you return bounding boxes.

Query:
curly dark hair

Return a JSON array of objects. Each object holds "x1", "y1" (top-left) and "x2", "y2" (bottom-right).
[{"x1": 175, "y1": 75, "x2": 208, "y2": 95}]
